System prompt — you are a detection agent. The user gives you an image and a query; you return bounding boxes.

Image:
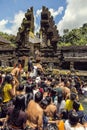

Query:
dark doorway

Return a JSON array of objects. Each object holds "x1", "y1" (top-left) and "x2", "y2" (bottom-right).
[
  {"x1": 62, "y1": 62, "x2": 70, "y2": 70},
  {"x1": 74, "y1": 62, "x2": 87, "y2": 70}
]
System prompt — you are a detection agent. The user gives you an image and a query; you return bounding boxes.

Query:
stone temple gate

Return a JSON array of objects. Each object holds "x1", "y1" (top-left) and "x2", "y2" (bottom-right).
[
  {"x1": 15, "y1": 6, "x2": 61, "y2": 68},
  {"x1": 0, "y1": 6, "x2": 87, "y2": 74},
  {"x1": 15, "y1": 6, "x2": 59, "y2": 52}
]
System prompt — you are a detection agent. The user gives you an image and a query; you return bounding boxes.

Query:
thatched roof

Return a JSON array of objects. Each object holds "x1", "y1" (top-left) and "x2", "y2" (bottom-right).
[{"x1": 0, "y1": 36, "x2": 11, "y2": 44}]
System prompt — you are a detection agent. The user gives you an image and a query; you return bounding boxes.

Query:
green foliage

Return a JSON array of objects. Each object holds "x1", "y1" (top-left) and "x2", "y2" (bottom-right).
[
  {"x1": 0, "y1": 22, "x2": 87, "y2": 47},
  {"x1": 59, "y1": 23, "x2": 87, "y2": 46},
  {"x1": 0, "y1": 32, "x2": 16, "y2": 44},
  {"x1": 58, "y1": 42, "x2": 71, "y2": 47}
]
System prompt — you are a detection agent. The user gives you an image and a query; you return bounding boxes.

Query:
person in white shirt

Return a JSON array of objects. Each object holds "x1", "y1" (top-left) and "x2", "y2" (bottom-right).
[
  {"x1": 57, "y1": 93, "x2": 66, "y2": 114},
  {"x1": 65, "y1": 110, "x2": 84, "y2": 130}
]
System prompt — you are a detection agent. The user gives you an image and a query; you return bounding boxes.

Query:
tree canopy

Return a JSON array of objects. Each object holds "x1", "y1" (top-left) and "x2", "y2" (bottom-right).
[
  {"x1": 0, "y1": 32, "x2": 16, "y2": 44},
  {"x1": 58, "y1": 23, "x2": 87, "y2": 46},
  {"x1": 0, "y1": 23, "x2": 87, "y2": 47}
]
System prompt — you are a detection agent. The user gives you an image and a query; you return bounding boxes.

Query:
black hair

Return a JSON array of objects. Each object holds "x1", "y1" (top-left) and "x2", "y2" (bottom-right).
[
  {"x1": 13, "y1": 95, "x2": 25, "y2": 110},
  {"x1": 60, "y1": 109, "x2": 68, "y2": 120},
  {"x1": 28, "y1": 60, "x2": 34, "y2": 72},
  {"x1": 58, "y1": 94, "x2": 63, "y2": 103},
  {"x1": 61, "y1": 76, "x2": 66, "y2": 82},
  {"x1": 5, "y1": 73, "x2": 13, "y2": 83},
  {"x1": 40, "y1": 82, "x2": 48, "y2": 88},
  {"x1": 43, "y1": 87, "x2": 48, "y2": 92},
  {"x1": 40, "y1": 99, "x2": 48, "y2": 109},
  {"x1": 16, "y1": 84, "x2": 24, "y2": 91},
  {"x1": 70, "y1": 93, "x2": 77, "y2": 101},
  {"x1": 51, "y1": 89, "x2": 57, "y2": 96},
  {"x1": 50, "y1": 82, "x2": 55, "y2": 88},
  {"x1": 40, "y1": 75, "x2": 46, "y2": 81},
  {"x1": 45, "y1": 96, "x2": 51, "y2": 105},
  {"x1": 25, "y1": 84, "x2": 33, "y2": 93},
  {"x1": 26, "y1": 93, "x2": 33, "y2": 108},
  {"x1": 47, "y1": 87, "x2": 52, "y2": 93},
  {"x1": 31, "y1": 83, "x2": 36, "y2": 89},
  {"x1": 47, "y1": 76, "x2": 52, "y2": 82},
  {"x1": 0, "y1": 97, "x2": 3, "y2": 103},
  {"x1": 68, "y1": 110, "x2": 79, "y2": 126},
  {"x1": 35, "y1": 91, "x2": 43, "y2": 103},
  {"x1": 10, "y1": 95, "x2": 25, "y2": 126},
  {"x1": 73, "y1": 100, "x2": 80, "y2": 111}
]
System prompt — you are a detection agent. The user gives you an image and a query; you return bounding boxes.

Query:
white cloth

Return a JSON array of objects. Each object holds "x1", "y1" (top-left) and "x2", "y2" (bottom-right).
[
  {"x1": 30, "y1": 66, "x2": 37, "y2": 78},
  {"x1": 54, "y1": 96, "x2": 57, "y2": 106},
  {"x1": 59, "y1": 100, "x2": 66, "y2": 112},
  {"x1": 33, "y1": 89, "x2": 39, "y2": 100},
  {"x1": 81, "y1": 87, "x2": 87, "y2": 94},
  {"x1": 35, "y1": 76, "x2": 41, "y2": 84},
  {"x1": 57, "y1": 100, "x2": 66, "y2": 113}
]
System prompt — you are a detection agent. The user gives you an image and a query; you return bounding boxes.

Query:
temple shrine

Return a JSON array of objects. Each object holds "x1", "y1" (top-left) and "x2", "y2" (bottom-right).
[{"x1": 0, "y1": 6, "x2": 87, "y2": 77}]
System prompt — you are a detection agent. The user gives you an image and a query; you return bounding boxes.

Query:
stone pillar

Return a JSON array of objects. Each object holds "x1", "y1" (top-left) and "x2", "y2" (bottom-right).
[
  {"x1": 70, "y1": 61, "x2": 74, "y2": 70},
  {"x1": 70, "y1": 61, "x2": 76, "y2": 78}
]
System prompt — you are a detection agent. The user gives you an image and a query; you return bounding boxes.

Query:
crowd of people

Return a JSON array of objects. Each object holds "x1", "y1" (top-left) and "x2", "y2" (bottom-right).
[{"x1": 0, "y1": 57, "x2": 87, "y2": 130}]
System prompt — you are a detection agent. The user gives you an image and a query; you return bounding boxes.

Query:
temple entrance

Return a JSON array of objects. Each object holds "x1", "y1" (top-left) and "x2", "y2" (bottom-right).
[
  {"x1": 74, "y1": 62, "x2": 87, "y2": 70},
  {"x1": 61, "y1": 61, "x2": 70, "y2": 70}
]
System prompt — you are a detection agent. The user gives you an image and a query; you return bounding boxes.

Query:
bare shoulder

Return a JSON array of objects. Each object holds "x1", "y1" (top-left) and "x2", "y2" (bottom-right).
[{"x1": 77, "y1": 123, "x2": 84, "y2": 127}]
